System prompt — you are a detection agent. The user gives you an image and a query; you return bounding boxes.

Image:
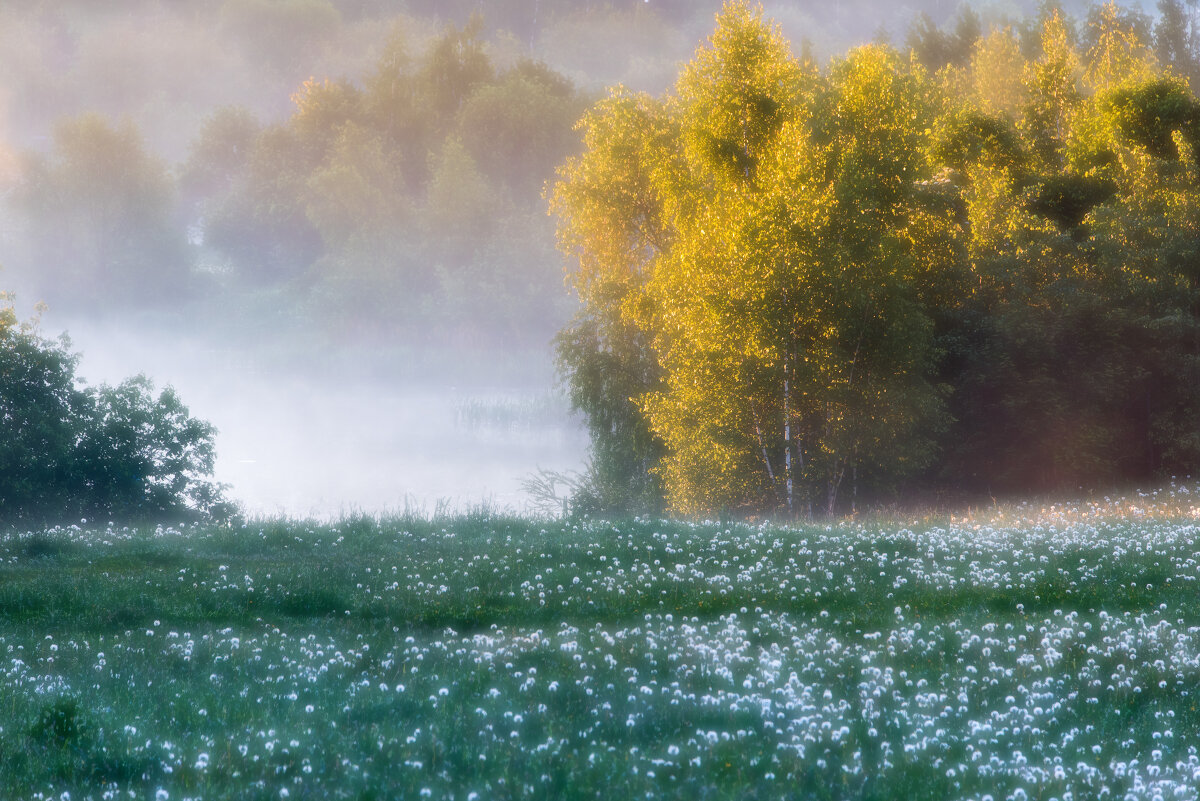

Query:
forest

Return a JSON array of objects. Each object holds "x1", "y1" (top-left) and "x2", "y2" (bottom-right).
[
  {"x1": 554, "y1": 0, "x2": 1200, "y2": 518},
  {"x1": 3, "y1": 14, "x2": 587, "y2": 351},
  {"x1": 0, "y1": 0, "x2": 1146, "y2": 353},
  {"x1": 0, "y1": 0, "x2": 937, "y2": 356},
  {"x1": 8, "y1": 5, "x2": 1200, "y2": 799},
  {"x1": 1, "y1": 0, "x2": 1199, "y2": 522}
]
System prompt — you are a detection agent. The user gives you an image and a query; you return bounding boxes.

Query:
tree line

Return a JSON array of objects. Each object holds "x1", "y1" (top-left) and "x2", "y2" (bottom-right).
[
  {"x1": 553, "y1": 0, "x2": 1200, "y2": 517},
  {"x1": 7, "y1": 16, "x2": 587, "y2": 349}
]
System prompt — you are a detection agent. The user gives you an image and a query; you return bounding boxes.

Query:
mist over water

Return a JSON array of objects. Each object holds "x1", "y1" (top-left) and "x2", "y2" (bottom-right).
[{"x1": 60, "y1": 319, "x2": 588, "y2": 519}]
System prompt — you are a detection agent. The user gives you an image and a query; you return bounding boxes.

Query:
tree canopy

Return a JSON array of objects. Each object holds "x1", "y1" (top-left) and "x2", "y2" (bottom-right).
[
  {"x1": 0, "y1": 298, "x2": 232, "y2": 526},
  {"x1": 554, "y1": 1, "x2": 1200, "y2": 517},
  {"x1": 6, "y1": 18, "x2": 590, "y2": 352}
]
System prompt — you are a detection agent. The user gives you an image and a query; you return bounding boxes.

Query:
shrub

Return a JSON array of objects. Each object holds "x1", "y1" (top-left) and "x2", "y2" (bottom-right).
[{"x1": 0, "y1": 300, "x2": 233, "y2": 525}]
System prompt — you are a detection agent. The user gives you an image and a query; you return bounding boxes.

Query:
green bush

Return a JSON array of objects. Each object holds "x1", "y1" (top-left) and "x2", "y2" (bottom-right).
[{"x1": 0, "y1": 302, "x2": 233, "y2": 526}]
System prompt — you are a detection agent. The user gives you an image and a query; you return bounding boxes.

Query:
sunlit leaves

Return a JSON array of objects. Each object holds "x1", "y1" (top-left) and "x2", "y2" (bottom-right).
[
  {"x1": 553, "y1": 89, "x2": 673, "y2": 311},
  {"x1": 970, "y1": 27, "x2": 1028, "y2": 120},
  {"x1": 1021, "y1": 11, "x2": 1084, "y2": 171},
  {"x1": 1102, "y1": 76, "x2": 1200, "y2": 159},
  {"x1": 556, "y1": 1, "x2": 1200, "y2": 514},
  {"x1": 556, "y1": 5, "x2": 952, "y2": 517},
  {"x1": 675, "y1": 2, "x2": 807, "y2": 189},
  {"x1": 1083, "y1": 1, "x2": 1158, "y2": 92}
]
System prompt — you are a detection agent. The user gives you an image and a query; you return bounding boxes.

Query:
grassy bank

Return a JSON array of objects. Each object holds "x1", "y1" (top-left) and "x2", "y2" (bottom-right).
[{"x1": 2, "y1": 488, "x2": 1200, "y2": 799}]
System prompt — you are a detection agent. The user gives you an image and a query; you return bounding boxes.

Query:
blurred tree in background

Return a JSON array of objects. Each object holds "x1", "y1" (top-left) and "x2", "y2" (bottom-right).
[
  {"x1": 177, "y1": 18, "x2": 587, "y2": 347},
  {"x1": 1155, "y1": 0, "x2": 1200, "y2": 89},
  {"x1": 14, "y1": 114, "x2": 191, "y2": 309},
  {"x1": 2, "y1": 10, "x2": 588, "y2": 354},
  {"x1": 908, "y1": 6, "x2": 983, "y2": 71},
  {"x1": 217, "y1": 0, "x2": 343, "y2": 77}
]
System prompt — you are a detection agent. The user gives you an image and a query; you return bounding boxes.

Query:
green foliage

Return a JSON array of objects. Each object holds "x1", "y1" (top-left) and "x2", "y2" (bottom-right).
[
  {"x1": 0, "y1": 316, "x2": 85, "y2": 520},
  {"x1": 554, "y1": 318, "x2": 664, "y2": 517},
  {"x1": 1026, "y1": 171, "x2": 1118, "y2": 232},
  {"x1": 14, "y1": 114, "x2": 190, "y2": 309},
  {"x1": 0, "y1": 304, "x2": 232, "y2": 526},
  {"x1": 181, "y1": 18, "x2": 587, "y2": 347},
  {"x1": 73, "y1": 377, "x2": 224, "y2": 522},
  {"x1": 1155, "y1": 0, "x2": 1200, "y2": 90},
  {"x1": 554, "y1": 0, "x2": 1200, "y2": 517},
  {"x1": 933, "y1": 109, "x2": 1026, "y2": 174},
  {"x1": 906, "y1": 6, "x2": 982, "y2": 72}
]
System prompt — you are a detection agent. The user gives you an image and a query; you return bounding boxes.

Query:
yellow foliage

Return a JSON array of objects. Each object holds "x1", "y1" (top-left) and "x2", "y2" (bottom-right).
[{"x1": 971, "y1": 27, "x2": 1027, "y2": 119}]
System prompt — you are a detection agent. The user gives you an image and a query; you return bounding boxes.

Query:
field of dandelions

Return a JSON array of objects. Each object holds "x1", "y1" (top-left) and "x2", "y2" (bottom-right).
[{"x1": 4, "y1": 487, "x2": 1200, "y2": 800}]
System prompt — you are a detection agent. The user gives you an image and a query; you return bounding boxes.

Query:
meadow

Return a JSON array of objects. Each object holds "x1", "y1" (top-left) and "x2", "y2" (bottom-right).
[{"x1": 3, "y1": 489, "x2": 1200, "y2": 800}]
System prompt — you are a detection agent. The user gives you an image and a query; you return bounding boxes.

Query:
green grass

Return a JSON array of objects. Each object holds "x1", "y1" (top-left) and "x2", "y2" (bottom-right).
[{"x1": 2, "y1": 488, "x2": 1200, "y2": 799}]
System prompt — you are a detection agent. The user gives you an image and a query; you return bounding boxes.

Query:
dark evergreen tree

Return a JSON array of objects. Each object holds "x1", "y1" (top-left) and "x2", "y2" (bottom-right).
[{"x1": 1155, "y1": 0, "x2": 1200, "y2": 88}]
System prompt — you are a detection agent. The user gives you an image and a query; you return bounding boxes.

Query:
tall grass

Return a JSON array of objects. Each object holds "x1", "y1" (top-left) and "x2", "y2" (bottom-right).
[{"x1": 2, "y1": 487, "x2": 1199, "y2": 799}]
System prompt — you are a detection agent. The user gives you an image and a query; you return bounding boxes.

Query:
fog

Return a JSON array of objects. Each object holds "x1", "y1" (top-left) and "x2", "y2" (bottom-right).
[
  {"x1": 0, "y1": 0, "x2": 1170, "y2": 519},
  {"x1": 0, "y1": 1, "x2": 1134, "y2": 155},
  {"x1": 55, "y1": 317, "x2": 587, "y2": 518}
]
